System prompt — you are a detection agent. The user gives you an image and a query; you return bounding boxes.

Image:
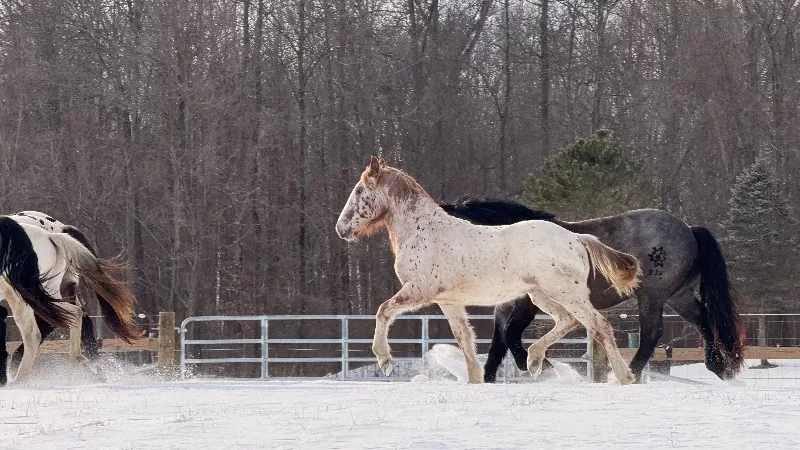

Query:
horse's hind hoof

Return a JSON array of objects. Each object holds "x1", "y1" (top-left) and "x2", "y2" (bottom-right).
[{"x1": 618, "y1": 371, "x2": 636, "y2": 385}]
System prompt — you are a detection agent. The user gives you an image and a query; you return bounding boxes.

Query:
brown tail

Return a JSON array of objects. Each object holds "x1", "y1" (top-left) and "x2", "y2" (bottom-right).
[
  {"x1": 578, "y1": 234, "x2": 642, "y2": 297},
  {"x1": 49, "y1": 234, "x2": 144, "y2": 343}
]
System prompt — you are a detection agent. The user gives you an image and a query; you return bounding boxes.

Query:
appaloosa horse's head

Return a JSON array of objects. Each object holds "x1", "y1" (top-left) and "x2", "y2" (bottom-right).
[{"x1": 335, "y1": 155, "x2": 429, "y2": 241}]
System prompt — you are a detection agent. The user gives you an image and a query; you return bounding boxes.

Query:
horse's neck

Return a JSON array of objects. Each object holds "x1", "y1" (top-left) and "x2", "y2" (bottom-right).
[{"x1": 385, "y1": 195, "x2": 452, "y2": 252}]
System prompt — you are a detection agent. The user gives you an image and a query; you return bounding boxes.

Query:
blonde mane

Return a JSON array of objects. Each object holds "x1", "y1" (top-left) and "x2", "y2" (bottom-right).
[
  {"x1": 374, "y1": 166, "x2": 432, "y2": 201},
  {"x1": 353, "y1": 163, "x2": 431, "y2": 242}
]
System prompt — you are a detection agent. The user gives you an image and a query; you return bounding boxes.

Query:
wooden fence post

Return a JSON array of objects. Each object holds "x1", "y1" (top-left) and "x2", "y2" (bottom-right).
[
  {"x1": 158, "y1": 312, "x2": 176, "y2": 373},
  {"x1": 69, "y1": 327, "x2": 81, "y2": 360},
  {"x1": 590, "y1": 338, "x2": 608, "y2": 383}
]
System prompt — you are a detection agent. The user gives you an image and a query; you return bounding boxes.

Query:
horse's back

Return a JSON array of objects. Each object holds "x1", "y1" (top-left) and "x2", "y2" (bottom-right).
[
  {"x1": 489, "y1": 220, "x2": 591, "y2": 277},
  {"x1": 10, "y1": 211, "x2": 66, "y2": 232},
  {"x1": 569, "y1": 209, "x2": 698, "y2": 294}
]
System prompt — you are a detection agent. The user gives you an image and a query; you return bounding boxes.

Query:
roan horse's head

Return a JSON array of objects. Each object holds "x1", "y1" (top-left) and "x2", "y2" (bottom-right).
[{"x1": 335, "y1": 156, "x2": 390, "y2": 241}]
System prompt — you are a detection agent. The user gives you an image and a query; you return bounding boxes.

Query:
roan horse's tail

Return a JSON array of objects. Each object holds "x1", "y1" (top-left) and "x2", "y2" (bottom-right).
[
  {"x1": 691, "y1": 226, "x2": 744, "y2": 374},
  {"x1": 578, "y1": 234, "x2": 642, "y2": 297},
  {"x1": 48, "y1": 233, "x2": 143, "y2": 343}
]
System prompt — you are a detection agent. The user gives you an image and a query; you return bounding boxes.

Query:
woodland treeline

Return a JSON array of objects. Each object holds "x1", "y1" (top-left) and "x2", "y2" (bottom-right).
[{"x1": 0, "y1": 0, "x2": 798, "y2": 319}]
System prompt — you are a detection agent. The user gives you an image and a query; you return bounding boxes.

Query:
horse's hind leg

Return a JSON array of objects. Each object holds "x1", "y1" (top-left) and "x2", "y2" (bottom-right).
[
  {"x1": 484, "y1": 298, "x2": 537, "y2": 382},
  {"x1": 50, "y1": 302, "x2": 87, "y2": 363},
  {"x1": 525, "y1": 290, "x2": 579, "y2": 378},
  {"x1": 440, "y1": 304, "x2": 483, "y2": 384},
  {"x1": 629, "y1": 294, "x2": 667, "y2": 382},
  {"x1": 549, "y1": 286, "x2": 635, "y2": 385},
  {"x1": 504, "y1": 298, "x2": 538, "y2": 371},
  {"x1": 81, "y1": 314, "x2": 101, "y2": 360},
  {"x1": 483, "y1": 317, "x2": 507, "y2": 383},
  {"x1": 667, "y1": 290, "x2": 729, "y2": 380}
]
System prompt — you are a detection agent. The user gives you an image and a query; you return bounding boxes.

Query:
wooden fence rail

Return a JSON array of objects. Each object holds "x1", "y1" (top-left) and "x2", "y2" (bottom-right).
[
  {"x1": 4, "y1": 311, "x2": 176, "y2": 372},
  {"x1": 591, "y1": 343, "x2": 800, "y2": 381}
]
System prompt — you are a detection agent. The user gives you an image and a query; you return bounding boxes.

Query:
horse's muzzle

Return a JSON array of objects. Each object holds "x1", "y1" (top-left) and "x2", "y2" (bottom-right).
[{"x1": 335, "y1": 223, "x2": 353, "y2": 241}]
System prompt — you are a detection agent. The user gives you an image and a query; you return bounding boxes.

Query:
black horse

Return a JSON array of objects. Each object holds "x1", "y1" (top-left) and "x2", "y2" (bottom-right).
[{"x1": 440, "y1": 198, "x2": 743, "y2": 383}]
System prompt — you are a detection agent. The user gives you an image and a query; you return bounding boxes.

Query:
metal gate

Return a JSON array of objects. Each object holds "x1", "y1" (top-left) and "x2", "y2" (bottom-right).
[{"x1": 179, "y1": 314, "x2": 592, "y2": 382}]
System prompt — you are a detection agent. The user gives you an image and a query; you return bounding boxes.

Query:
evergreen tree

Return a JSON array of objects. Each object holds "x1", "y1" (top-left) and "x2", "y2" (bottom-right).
[
  {"x1": 723, "y1": 157, "x2": 799, "y2": 313},
  {"x1": 521, "y1": 130, "x2": 657, "y2": 220}
]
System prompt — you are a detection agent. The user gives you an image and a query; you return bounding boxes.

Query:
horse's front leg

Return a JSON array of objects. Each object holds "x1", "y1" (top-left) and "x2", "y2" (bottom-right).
[
  {"x1": 0, "y1": 306, "x2": 8, "y2": 386},
  {"x1": 373, "y1": 284, "x2": 428, "y2": 376},
  {"x1": 440, "y1": 304, "x2": 483, "y2": 384}
]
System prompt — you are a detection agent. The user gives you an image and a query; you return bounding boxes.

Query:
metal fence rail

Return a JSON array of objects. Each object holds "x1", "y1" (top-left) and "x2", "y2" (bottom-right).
[{"x1": 179, "y1": 315, "x2": 591, "y2": 381}]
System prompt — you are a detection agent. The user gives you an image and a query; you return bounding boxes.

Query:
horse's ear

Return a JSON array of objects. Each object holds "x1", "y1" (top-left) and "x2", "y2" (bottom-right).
[
  {"x1": 364, "y1": 155, "x2": 383, "y2": 187},
  {"x1": 369, "y1": 155, "x2": 383, "y2": 174}
]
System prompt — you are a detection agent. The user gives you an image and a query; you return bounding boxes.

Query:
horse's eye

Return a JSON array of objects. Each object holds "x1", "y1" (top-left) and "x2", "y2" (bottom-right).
[{"x1": 355, "y1": 187, "x2": 364, "y2": 195}]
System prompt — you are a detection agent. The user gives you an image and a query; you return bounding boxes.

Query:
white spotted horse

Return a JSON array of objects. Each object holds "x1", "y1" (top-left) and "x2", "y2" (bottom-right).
[
  {"x1": 336, "y1": 156, "x2": 642, "y2": 384},
  {"x1": 441, "y1": 198, "x2": 744, "y2": 383},
  {"x1": 0, "y1": 211, "x2": 142, "y2": 385}
]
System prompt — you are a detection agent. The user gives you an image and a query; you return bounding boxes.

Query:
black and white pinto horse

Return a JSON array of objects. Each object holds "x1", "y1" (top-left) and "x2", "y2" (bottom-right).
[
  {"x1": 0, "y1": 211, "x2": 141, "y2": 385},
  {"x1": 5, "y1": 213, "x2": 102, "y2": 368},
  {"x1": 441, "y1": 198, "x2": 744, "y2": 383}
]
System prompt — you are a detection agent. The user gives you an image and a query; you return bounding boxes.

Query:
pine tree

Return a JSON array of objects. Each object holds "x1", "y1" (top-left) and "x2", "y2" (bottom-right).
[
  {"x1": 521, "y1": 129, "x2": 657, "y2": 220},
  {"x1": 723, "y1": 157, "x2": 799, "y2": 313}
]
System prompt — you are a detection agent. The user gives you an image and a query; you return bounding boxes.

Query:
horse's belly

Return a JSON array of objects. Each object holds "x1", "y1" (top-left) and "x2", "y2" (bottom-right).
[{"x1": 434, "y1": 280, "x2": 531, "y2": 306}]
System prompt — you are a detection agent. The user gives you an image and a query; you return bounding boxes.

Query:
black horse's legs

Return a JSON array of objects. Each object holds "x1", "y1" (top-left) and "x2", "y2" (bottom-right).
[
  {"x1": 483, "y1": 298, "x2": 539, "y2": 382},
  {"x1": 81, "y1": 314, "x2": 101, "y2": 360},
  {"x1": 667, "y1": 293, "x2": 728, "y2": 379},
  {"x1": 505, "y1": 298, "x2": 538, "y2": 370},
  {"x1": 629, "y1": 296, "x2": 666, "y2": 382},
  {"x1": 483, "y1": 318, "x2": 507, "y2": 383}
]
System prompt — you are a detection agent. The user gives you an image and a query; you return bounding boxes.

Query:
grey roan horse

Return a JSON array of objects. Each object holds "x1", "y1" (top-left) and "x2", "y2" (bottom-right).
[{"x1": 440, "y1": 198, "x2": 744, "y2": 383}]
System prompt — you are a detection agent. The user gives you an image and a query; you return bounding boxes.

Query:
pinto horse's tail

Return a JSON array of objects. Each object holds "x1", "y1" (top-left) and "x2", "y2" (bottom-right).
[
  {"x1": 691, "y1": 226, "x2": 744, "y2": 374},
  {"x1": 48, "y1": 233, "x2": 143, "y2": 343},
  {"x1": 0, "y1": 217, "x2": 72, "y2": 328},
  {"x1": 578, "y1": 234, "x2": 642, "y2": 297}
]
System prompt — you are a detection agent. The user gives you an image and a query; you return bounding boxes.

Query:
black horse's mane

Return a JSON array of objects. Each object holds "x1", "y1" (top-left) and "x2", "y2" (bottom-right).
[{"x1": 439, "y1": 197, "x2": 558, "y2": 226}]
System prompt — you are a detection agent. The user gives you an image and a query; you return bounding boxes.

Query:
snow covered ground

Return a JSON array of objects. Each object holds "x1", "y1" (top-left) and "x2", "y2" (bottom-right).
[{"x1": 2, "y1": 351, "x2": 800, "y2": 449}]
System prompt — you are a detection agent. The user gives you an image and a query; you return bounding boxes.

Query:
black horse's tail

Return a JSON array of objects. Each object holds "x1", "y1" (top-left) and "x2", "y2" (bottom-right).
[
  {"x1": 691, "y1": 226, "x2": 744, "y2": 373},
  {"x1": 0, "y1": 217, "x2": 71, "y2": 328}
]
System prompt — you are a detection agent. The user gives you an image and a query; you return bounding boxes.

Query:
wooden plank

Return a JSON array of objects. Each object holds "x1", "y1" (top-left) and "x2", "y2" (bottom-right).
[
  {"x1": 619, "y1": 346, "x2": 800, "y2": 362},
  {"x1": 6, "y1": 338, "x2": 159, "y2": 354},
  {"x1": 69, "y1": 327, "x2": 81, "y2": 359}
]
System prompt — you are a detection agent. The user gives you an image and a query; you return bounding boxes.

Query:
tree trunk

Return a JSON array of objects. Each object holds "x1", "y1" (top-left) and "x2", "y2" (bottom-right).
[{"x1": 539, "y1": 0, "x2": 550, "y2": 156}]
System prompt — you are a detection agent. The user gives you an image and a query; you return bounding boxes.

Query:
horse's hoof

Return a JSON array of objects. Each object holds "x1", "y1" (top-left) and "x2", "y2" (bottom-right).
[
  {"x1": 618, "y1": 371, "x2": 636, "y2": 385},
  {"x1": 527, "y1": 359, "x2": 544, "y2": 379},
  {"x1": 379, "y1": 359, "x2": 393, "y2": 376},
  {"x1": 468, "y1": 378, "x2": 484, "y2": 385}
]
